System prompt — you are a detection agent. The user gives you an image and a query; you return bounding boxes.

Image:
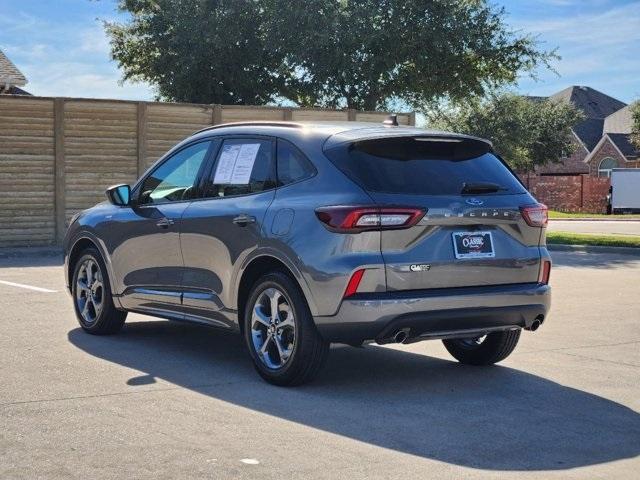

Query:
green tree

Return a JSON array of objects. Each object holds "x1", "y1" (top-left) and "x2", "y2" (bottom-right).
[
  {"x1": 106, "y1": 0, "x2": 555, "y2": 108},
  {"x1": 428, "y1": 93, "x2": 584, "y2": 172},
  {"x1": 105, "y1": 0, "x2": 290, "y2": 104},
  {"x1": 630, "y1": 101, "x2": 640, "y2": 151}
]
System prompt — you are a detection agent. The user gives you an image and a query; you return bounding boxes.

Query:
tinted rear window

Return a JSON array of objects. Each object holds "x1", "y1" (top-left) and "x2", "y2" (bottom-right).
[{"x1": 324, "y1": 136, "x2": 525, "y2": 195}]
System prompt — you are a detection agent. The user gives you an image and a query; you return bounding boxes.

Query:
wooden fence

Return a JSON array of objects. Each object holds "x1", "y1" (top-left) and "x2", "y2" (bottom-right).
[{"x1": 0, "y1": 95, "x2": 414, "y2": 247}]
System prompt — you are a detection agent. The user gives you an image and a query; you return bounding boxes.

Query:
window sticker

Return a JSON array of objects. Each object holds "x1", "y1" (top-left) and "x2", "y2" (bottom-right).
[
  {"x1": 213, "y1": 143, "x2": 261, "y2": 185},
  {"x1": 213, "y1": 144, "x2": 241, "y2": 184},
  {"x1": 230, "y1": 143, "x2": 261, "y2": 184}
]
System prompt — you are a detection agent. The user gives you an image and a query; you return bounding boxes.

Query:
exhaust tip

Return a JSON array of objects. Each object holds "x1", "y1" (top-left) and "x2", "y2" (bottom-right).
[
  {"x1": 527, "y1": 315, "x2": 544, "y2": 332},
  {"x1": 394, "y1": 330, "x2": 408, "y2": 343}
]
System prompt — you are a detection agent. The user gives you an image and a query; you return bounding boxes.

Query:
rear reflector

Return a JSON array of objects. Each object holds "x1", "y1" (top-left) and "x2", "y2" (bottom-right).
[
  {"x1": 344, "y1": 269, "x2": 365, "y2": 297},
  {"x1": 539, "y1": 260, "x2": 551, "y2": 284},
  {"x1": 315, "y1": 206, "x2": 425, "y2": 232},
  {"x1": 520, "y1": 203, "x2": 548, "y2": 227}
]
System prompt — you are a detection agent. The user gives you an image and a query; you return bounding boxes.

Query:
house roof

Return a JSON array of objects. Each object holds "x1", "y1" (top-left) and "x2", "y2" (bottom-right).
[
  {"x1": 573, "y1": 117, "x2": 605, "y2": 151},
  {"x1": 545, "y1": 86, "x2": 628, "y2": 152},
  {"x1": 550, "y1": 86, "x2": 626, "y2": 119},
  {"x1": 0, "y1": 49, "x2": 27, "y2": 87},
  {"x1": 604, "y1": 105, "x2": 632, "y2": 134},
  {"x1": 5, "y1": 85, "x2": 31, "y2": 95},
  {"x1": 608, "y1": 133, "x2": 637, "y2": 159}
]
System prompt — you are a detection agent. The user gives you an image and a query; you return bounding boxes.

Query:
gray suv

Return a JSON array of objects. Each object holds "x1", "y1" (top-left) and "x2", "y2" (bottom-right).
[{"x1": 64, "y1": 120, "x2": 551, "y2": 385}]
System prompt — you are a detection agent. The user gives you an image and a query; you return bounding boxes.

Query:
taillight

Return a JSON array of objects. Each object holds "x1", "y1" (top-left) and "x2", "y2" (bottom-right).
[
  {"x1": 520, "y1": 203, "x2": 548, "y2": 227},
  {"x1": 539, "y1": 259, "x2": 551, "y2": 284},
  {"x1": 344, "y1": 269, "x2": 365, "y2": 297},
  {"x1": 315, "y1": 206, "x2": 425, "y2": 232}
]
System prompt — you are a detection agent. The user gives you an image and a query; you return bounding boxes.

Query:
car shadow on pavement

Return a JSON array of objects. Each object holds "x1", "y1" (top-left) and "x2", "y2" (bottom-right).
[
  {"x1": 68, "y1": 321, "x2": 640, "y2": 472},
  {"x1": 0, "y1": 255, "x2": 63, "y2": 269}
]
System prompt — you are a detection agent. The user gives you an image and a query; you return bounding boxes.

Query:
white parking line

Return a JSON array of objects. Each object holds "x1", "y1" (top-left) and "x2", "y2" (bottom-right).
[{"x1": 0, "y1": 280, "x2": 57, "y2": 293}]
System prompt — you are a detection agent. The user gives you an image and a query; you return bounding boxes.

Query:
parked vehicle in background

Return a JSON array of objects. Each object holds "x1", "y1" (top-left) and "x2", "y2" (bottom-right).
[
  {"x1": 63, "y1": 119, "x2": 551, "y2": 386},
  {"x1": 611, "y1": 169, "x2": 640, "y2": 214}
]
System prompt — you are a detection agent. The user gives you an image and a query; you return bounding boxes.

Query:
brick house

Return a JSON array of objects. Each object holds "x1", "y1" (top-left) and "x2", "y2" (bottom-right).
[
  {"x1": 0, "y1": 49, "x2": 30, "y2": 95},
  {"x1": 522, "y1": 86, "x2": 638, "y2": 213},
  {"x1": 534, "y1": 86, "x2": 638, "y2": 177}
]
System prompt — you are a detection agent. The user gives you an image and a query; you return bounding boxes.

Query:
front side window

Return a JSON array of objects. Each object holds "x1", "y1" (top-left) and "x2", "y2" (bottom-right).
[
  {"x1": 139, "y1": 141, "x2": 211, "y2": 204},
  {"x1": 277, "y1": 139, "x2": 316, "y2": 186},
  {"x1": 203, "y1": 139, "x2": 275, "y2": 198},
  {"x1": 598, "y1": 157, "x2": 617, "y2": 178}
]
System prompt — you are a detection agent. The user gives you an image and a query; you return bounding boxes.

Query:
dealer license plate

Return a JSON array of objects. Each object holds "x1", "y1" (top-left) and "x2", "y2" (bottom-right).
[{"x1": 452, "y1": 231, "x2": 495, "y2": 259}]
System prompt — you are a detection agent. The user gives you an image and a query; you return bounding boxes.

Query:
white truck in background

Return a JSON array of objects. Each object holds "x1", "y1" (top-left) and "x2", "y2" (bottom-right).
[{"x1": 610, "y1": 169, "x2": 640, "y2": 214}]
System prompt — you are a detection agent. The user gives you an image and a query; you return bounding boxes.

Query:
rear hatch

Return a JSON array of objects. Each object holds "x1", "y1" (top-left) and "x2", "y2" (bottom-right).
[{"x1": 324, "y1": 134, "x2": 545, "y2": 291}]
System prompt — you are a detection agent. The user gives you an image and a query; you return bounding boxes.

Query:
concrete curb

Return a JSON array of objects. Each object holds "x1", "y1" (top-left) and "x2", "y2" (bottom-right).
[
  {"x1": 0, "y1": 247, "x2": 63, "y2": 259},
  {"x1": 548, "y1": 244, "x2": 640, "y2": 256},
  {"x1": 549, "y1": 218, "x2": 640, "y2": 222}
]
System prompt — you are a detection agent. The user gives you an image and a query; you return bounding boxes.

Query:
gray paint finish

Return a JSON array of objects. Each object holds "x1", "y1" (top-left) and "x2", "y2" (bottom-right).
[{"x1": 64, "y1": 121, "x2": 551, "y2": 344}]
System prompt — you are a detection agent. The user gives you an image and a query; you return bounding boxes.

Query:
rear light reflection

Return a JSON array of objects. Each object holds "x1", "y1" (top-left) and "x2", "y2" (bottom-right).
[
  {"x1": 344, "y1": 269, "x2": 365, "y2": 297},
  {"x1": 539, "y1": 260, "x2": 551, "y2": 284},
  {"x1": 315, "y1": 206, "x2": 425, "y2": 232},
  {"x1": 520, "y1": 203, "x2": 548, "y2": 227}
]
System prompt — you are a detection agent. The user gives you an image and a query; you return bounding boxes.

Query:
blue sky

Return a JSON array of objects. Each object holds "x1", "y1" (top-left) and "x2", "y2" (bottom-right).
[{"x1": 1, "y1": 0, "x2": 638, "y2": 103}]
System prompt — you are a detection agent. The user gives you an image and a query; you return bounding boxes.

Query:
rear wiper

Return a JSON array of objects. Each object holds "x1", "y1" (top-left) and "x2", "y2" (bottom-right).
[{"x1": 461, "y1": 182, "x2": 507, "y2": 194}]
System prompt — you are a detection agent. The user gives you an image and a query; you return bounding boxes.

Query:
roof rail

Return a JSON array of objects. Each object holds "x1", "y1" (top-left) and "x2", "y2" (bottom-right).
[{"x1": 193, "y1": 121, "x2": 304, "y2": 135}]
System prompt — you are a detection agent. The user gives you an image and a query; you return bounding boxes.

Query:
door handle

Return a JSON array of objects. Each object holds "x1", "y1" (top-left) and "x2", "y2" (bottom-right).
[
  {"x1": 156, "y1": 218, "x2": 175, "y2": 228},
  {"x1": 232, "y1": 214, "x2": 256, "y2": 226}
]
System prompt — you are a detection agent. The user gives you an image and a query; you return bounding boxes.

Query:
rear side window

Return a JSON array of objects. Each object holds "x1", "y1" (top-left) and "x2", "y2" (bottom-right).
[
  {"x1": 324, "y1": 136, "x2": 525, "y2": 196},
  {"x1": 203, "y1": 138, "x2": 276, "y2": 198},
  {"x1": 277, "y1": 139, "x2": 315, "y2": 186}
]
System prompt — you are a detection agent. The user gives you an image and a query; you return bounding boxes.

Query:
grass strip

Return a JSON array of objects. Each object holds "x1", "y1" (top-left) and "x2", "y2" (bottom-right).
[
  {"x1": 549, "y1": 210, "x2": 640, "y2": 219},
  {"x1": 546, "y1": 231, "x2": 640, "y2": 248}
]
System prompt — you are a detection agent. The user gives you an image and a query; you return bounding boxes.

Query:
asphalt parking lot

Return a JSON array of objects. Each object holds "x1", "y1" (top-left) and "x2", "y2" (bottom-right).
[{"x1": 1, "y1": 251, "x2": 639, "y2": 479}]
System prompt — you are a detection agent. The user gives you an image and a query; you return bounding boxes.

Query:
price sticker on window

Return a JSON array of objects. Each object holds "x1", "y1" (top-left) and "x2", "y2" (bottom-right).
[{"x1": 213, "y1": 143, "x2": 260, "y2": 185}]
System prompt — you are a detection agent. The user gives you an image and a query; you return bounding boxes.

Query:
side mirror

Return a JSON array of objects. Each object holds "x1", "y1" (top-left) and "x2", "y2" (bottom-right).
[{"x1": 106, "y1": 184, "x2": 131, "y2": 206}]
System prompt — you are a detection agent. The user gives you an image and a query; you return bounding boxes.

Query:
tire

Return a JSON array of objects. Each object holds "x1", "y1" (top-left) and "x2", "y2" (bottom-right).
[
  {"x1": 71, "y1": 247, "x2": 127, "y2": 335},
  {"x1": 243, "y1": 271, "x2": 329, "y2": 386},
  {"x1": 442, "y1": 329, "x2": 521, "y2": 366}
]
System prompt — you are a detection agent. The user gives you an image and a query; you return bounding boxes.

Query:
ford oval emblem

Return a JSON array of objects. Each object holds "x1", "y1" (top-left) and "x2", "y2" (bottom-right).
[{"x1": 466, "y1": 198, "x2": 484, "y2": 206}]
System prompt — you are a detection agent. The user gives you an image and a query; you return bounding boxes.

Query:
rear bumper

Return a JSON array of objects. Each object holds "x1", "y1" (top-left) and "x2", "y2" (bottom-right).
[{"x1": 314, "y1": 283, "x2": 551, "y2": 345}]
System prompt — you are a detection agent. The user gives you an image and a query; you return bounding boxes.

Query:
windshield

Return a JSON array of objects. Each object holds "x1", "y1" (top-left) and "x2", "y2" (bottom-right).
[{"x1": 324, "y1": 136, "x2": 526, "y2": 196}]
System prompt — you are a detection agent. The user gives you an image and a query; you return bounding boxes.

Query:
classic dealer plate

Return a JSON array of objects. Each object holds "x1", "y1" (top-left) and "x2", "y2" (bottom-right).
[{"x1": 452, "y1": 231, "x2": 495, "y2": 259}]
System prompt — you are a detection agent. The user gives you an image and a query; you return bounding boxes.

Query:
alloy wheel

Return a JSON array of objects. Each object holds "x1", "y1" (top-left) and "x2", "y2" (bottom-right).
[
  {"x1": 75, "y1": 258, "x2": 104, "y2": 324},
  {"x1": 250, "y1": 287, "x2": 296, "y2": 369}
]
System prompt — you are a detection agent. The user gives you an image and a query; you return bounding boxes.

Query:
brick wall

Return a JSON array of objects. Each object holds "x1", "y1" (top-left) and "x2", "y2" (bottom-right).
[
  {"x1": 535, "y1": 135, "x2": 590, "y2": 175},
  {"x1": 523, "y1": 174, "x2": 610, "y2": 213},
  {"x1": 582, "y1": 176, "x2": 611, "y2": 212}
]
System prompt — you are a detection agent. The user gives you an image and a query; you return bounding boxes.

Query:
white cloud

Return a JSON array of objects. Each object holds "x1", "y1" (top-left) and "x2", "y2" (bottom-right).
[
  {"x1": 513, "y1": 1, "x2": 640, "y2": 102},
  {"x1": 516, "y1": 3, "x2": 640, "y2": 45},
  {"x1": 0, "y1": 10, "x2": 154, "y2": 100},
  {"x1": 21, "y1": 62, "x2": 153, "y2": 99},
  {"x1": 79, "y1": 26, "x2": 112, "y2": 55}
]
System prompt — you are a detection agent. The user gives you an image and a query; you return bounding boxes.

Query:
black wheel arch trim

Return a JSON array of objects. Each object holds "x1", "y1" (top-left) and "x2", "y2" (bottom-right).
[{"x1": 65, "y1": 231, "x2": 119, "y2": 301}]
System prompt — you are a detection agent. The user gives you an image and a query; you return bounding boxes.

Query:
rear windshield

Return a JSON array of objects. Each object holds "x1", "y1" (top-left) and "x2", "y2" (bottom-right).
[{"x1": 324, "y1": 136, "x2": 525, "y2": 196}]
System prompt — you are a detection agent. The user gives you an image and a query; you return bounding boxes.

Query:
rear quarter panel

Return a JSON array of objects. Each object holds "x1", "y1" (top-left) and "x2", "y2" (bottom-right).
[{"x1": 260, "y1": 141, "x2": 385, "y2": 316}]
